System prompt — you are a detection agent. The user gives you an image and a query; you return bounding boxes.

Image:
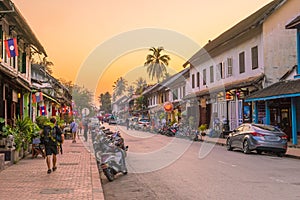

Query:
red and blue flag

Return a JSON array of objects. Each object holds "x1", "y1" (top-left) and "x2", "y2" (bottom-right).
[{"x1": 5, "y1": 38, "x2": 19, "y2": 58}]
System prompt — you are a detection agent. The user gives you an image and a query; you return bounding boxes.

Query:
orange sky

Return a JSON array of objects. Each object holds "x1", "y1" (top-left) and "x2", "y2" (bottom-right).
[{"x1": 13, "y1": 0, "x2": 273, "y2": 105}]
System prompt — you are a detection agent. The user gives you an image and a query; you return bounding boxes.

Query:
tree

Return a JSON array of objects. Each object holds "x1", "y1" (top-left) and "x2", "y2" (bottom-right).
[
  {"x1": 72, "y1": 85, "x2": 94, "y2": 117},
  {"x1": 144, "y1": 47, "x2": 170, "y2": 82},
  {"x1": 127, "y1": 85, "x2": 135, "y2": 96},
  {"x1": 134, "y1": 77, "x2": 147, "y2": 94},
  {"x1": 98, "y1": 92, "x2": 112, "y2": 113},
  {"x1": 112, "y1": 77, "x2": 127, "y2": 98},
  {"x1": 32, "y1": 57, "x2": 54, "y2": 74}
]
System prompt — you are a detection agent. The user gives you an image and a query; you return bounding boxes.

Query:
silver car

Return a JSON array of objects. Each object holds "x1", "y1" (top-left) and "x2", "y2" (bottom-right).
[{"x1": 226, "y1": 123, "x2": 288, "y2": 156}]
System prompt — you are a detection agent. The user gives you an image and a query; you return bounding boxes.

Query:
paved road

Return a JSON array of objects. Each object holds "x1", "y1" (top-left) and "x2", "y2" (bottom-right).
[{"x1": 101, "y1": 125, "x2": 300, "y2": 200}]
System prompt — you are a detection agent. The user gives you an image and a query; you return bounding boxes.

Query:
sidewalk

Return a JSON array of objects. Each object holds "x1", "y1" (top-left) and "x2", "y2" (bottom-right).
[
  {"x1": 0, "y1": 134, "x2": 104, "y2": 200},
  {"x1": 202, "y1": 136, "x2": 300, "y2": 159}
]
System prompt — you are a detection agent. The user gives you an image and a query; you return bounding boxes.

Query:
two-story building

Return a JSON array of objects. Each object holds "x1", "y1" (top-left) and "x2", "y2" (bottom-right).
[
  {"x1": 0, "y1": 0, "x2": 47, "y2": 126},
  {"x1": 184, "y1": 0, "x2": 299, "y2": 131},
  {"x1": 245, "y1": 14, "x2": 300, "y2": 145}
]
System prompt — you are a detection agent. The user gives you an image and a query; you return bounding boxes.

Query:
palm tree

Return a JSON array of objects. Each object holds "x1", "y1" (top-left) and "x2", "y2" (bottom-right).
[
  {"x1": 144, "y1": 47, "x2": 170, "y2": 82},
  {"x1": 127, "y1": 85, "x2": 135, "y2": 96},
  {"x1": 39, "y1": 57, "x2": 54, "y2": 74},
  {"x1": 98, "y1": 92, "x2": 112, "y2": 113},
  {"x1": 112, "y1": 77, "x2": 127, "y2": 98},
  {"x1": 134, "y1": 77, "x2": 147, "y2": 94}
]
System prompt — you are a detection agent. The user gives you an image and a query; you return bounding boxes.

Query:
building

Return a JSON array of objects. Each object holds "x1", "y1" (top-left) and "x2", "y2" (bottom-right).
[
  {"x1": 0, "y1": 0, "x2": 47, "y2": 126},
  {"x1": 246, "y1": 14, "x2": 300, "y2": 145},
  {"x1": 183, "y1": 0, "x2": 299, "y2": 131}
]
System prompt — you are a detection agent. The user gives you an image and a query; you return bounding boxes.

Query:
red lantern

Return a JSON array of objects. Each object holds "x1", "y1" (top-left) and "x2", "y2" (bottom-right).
[{"x1": 164, "y1": 102, "x2": 173, "y2": 112}]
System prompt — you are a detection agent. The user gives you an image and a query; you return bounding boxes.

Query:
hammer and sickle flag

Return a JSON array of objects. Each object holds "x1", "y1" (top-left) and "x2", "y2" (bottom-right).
[{"x1": 5, "y1": 38, "x2": 19, "y2": 58}]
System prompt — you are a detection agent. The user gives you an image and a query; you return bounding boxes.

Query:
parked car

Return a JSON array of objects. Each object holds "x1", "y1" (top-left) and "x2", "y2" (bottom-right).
[
  {"x1": 226, "y1": 123, "x2": 288, "y2": 157},
  {"x1": 108, "y1": 115, "x2": 117, "y2": 125},
  {"x1": 137, "y1": 118, "x2": 150, "y2": 129}
]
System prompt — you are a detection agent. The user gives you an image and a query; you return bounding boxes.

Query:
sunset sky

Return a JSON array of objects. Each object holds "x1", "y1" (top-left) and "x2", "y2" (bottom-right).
[{"x1": 13, "y1": 0, "x2": 273, "y2": 105}]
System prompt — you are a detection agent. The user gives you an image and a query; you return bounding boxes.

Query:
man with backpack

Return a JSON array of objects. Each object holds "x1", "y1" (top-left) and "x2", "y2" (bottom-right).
[{"x1": 42, "y1": 118, "x2": 64, "y2": 174}]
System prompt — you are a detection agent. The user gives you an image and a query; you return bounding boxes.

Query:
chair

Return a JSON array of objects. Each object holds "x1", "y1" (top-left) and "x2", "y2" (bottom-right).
[{"x1": 32, "y1": 138, "x2": 45, "y2": 159}]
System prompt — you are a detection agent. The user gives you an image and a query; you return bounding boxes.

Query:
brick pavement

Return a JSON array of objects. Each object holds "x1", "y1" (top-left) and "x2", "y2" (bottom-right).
[{"x1": 0, "y1": 134, "x2": 104, "y2": 200}]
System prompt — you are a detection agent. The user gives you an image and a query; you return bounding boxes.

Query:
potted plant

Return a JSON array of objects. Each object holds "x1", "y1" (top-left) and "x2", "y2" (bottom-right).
[
  {"x1": 199, "y1": 124, "x2": 207, "y2": 136},
  {"x1": 0, "y1": 118, "x2": 7, "y2": 147}
]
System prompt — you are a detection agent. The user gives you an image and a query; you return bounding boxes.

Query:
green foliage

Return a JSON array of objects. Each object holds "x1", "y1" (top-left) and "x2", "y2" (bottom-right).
[
  {"x1": 98, "y1": 92, "x2": 112, "y2": 113},
  {"x1": 72, "y1": 85, "x2": 94, "y2": 115},
  {"x1": 112, "y1": 77, "x2": 128, "y2": 98},
  {"x1": 144, "y1": 47, "x2": 170, "y2": 82},
  {"x1": 198, "y1": 124, "x2": 207, "y2": 132},
  {"x1": 35, "y1": 116, "x2": 50, "y2": 129},
  {"x1": 159, "y1": 112, "x2": 166, "y2": 120}
]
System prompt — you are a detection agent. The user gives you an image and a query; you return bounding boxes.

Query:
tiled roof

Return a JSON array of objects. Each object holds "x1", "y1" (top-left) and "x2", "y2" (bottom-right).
[{"x1": 246, "y1": 79, "x2": 300, "y2": 101}]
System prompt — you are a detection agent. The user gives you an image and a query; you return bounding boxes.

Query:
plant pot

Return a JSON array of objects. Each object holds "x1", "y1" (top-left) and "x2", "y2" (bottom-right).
[{"x1": 0, "y1": 138, "x2": 6, "y2": 148}]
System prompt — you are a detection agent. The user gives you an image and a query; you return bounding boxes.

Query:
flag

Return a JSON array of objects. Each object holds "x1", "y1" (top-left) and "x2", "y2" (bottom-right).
[
  {"x1": 40, "y1": 106, "x2": 47, "y2": 116},
  {"x1": 35, "y1": 92, "x2": 43, "y2": 102},
  {"x1": 32, "y1": 92, "x2": 43, "y2": 103},
  {"x1": 5, "y1": 38, "x2": 19, "y2": 58}
]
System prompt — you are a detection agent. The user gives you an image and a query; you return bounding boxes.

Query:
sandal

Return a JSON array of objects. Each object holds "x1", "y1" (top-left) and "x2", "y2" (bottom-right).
[
  {"x1": 52, "y1": 166, "x2": 57, "y2": 172},
  {"x1": 47, "y1": 169, "x2": 52, "y2": 174}
]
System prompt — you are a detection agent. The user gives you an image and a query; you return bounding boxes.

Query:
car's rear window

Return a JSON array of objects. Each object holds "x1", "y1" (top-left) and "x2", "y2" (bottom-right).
[
  {"x1": 140, "y1": 119, "x2": 149, "y2": 122},
  {"x1": 253, "y1": 124, "x2": 281, "y2": 132}
]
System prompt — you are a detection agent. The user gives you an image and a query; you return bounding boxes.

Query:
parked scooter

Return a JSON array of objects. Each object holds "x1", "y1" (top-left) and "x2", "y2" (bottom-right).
[
  {"x1": 96, "y1": 145, "x2": 128, "y2": 182},
  {"x1": 93, "y1": 128, "x2": 128, "y2": 182}
]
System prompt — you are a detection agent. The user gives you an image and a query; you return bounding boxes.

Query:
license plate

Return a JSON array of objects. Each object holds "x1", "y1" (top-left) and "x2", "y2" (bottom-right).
[{"x1": 265, "y1": 136, "x2": 280, "y2": 141}]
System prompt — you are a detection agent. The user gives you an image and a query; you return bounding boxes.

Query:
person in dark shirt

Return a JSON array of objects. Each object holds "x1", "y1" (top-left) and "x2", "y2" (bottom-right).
[{"x1": 43, "y1": 118, "x2": 63, "y2": 174}]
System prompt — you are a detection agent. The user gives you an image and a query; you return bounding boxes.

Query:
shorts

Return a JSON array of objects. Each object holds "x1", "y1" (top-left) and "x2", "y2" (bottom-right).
[{"x1": 45, "y1": 145, "x2": 58, "y2": 156}]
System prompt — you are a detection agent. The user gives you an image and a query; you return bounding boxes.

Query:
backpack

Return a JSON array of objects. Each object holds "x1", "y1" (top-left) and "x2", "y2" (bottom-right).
[{"x1": 42, "y1": 125, "x2": 62, "y2": 144}]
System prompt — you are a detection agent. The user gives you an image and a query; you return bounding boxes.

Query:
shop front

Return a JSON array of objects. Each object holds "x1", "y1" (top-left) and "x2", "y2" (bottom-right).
[{"x1": 246, "y1": 79, "x2": 300, "y2": 145}]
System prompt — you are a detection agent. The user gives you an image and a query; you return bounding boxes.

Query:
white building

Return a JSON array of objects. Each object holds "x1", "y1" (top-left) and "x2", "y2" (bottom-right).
[{"x1": 184, "y1": 0, "x2": 300, "y2": 131}]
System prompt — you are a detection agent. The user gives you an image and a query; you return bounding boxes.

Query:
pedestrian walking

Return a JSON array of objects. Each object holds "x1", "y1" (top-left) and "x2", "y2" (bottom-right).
[
  {"x1": 83, "y1": 119, "x2": 89, "y2": 142},
  {"x1": 70, "y1": 119, "x2": 78, "y2": 143},
  {"x1": 126, "y1": 118, "x2": 129, "y2": 130},
  {"x1": 42, "y1": 118, "x2": 64, "y2": 174}
]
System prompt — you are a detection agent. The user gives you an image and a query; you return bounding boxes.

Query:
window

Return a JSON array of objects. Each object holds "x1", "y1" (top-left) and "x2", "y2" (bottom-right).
[
  {"x1": 203, "y1": 69, "x2": 206, "y2": 85},
  {"x1": 216, "y1": 63, "x2": 221, "y2": 81},
  {"x1": 227, "y1": 58, "x2": 233, "y2": 77},
  {"x1": 210, "y1": 66, "x2": 214, "y2": 83},
  {"x1": 182, "y1": 86, "x2": 185, "y2": 97},
  {"x1": 251, "y1": 46, "x2": 258, "y2": 69},
  {"x1": 217, "y1": 63, "x2": 225, "y2": 80},
  {"x1": 192, "y1": 74, "x2": 195, "y2": 88},
  {"x1": 173, "y1": 89, "x2": 178, "y2": 100},
  {"x1": 239, "y1": 52, "x2": 245, "y2": 74},
  {"x1": 196, "y1": 72, "x2": 200, "y2": 87}
]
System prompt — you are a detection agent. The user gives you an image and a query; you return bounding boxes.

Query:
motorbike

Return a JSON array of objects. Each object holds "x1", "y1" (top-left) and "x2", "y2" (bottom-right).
[
  {"x1": 96, "y1": 146, "x2": 128, "y2": 182},
  {"x1": 166, "y1": 124, "x2": 179, "y2": 137},
  {"x1": 94, "y1": 129, "x2": 128, "y2": 182}
]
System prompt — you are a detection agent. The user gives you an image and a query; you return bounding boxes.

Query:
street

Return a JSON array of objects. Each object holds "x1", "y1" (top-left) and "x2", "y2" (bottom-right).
[{"x1": 101, "y1": 124, "x2": 300, "y2": 200}]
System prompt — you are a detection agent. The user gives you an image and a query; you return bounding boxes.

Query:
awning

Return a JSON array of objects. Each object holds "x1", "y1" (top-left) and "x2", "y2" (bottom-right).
[
  {"x1": 184, "y1": 74, "x2": 264, "y2": 100},
  {"x1": 245, "y1": 79, "x2": 300, "y2": 102}
]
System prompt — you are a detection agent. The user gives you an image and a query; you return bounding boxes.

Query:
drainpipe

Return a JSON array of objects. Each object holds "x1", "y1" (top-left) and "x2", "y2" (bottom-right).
[
  {"x1": 265, "y1": 101, "x2": 270, "y2": 125},
  {"x1": 297, "y1": 30, "x2": 300, "y2": 76},
  {"x1": 291, "y1": 97, "x2": 298, "y2": 145}
]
